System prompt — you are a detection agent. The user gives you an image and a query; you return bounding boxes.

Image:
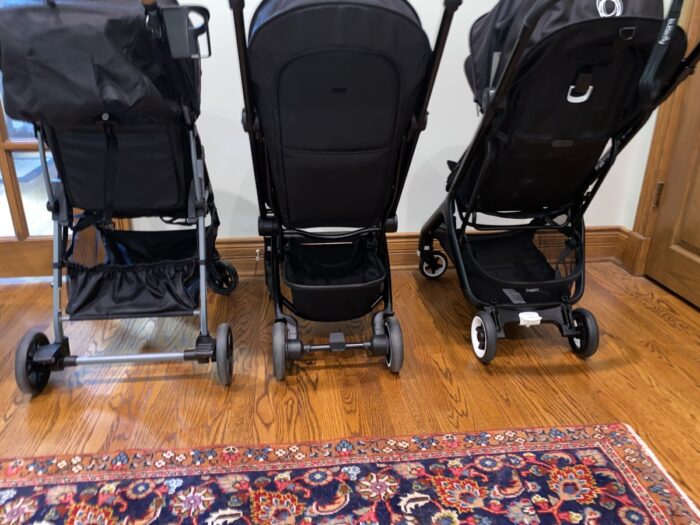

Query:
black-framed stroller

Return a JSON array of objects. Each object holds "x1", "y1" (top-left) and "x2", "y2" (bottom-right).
[
  {"x1": 229, "y1": 0, "x2": 461, "y2": 379},
  {"x1": 419, "y1": 0, "x2": 700, "y2": 363},
  {"x1": 0, "y1": 0, "x2": 239, "y2": 395}
]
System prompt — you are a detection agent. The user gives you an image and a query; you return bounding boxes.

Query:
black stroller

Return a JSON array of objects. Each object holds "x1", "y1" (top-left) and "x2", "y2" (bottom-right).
[
  {"x1": 229, "y1": 0, "x2": 461, "y2": 379},
  {"x1": 419, "y1": 0, "x2": 699, "y2": 363},
  {"x1": 0, "y1": 0, "x2": 239, "y2": 394}
]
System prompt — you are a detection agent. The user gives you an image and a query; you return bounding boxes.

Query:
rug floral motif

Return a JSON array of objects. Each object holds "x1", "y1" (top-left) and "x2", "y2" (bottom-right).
[{"x1": 0, "y1": 423, "x2": 697, "y2": 524}]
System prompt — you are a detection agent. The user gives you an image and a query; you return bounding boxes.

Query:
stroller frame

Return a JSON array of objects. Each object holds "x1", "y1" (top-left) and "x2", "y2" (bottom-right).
[
  {"x1": 229, "y1": 0, "x2": 461, "y2": 379},
  {"x1": 418, "y1": 0, "x2": 700, "y2": 363},
  {"x1": 14, "y1": 3, "x2": 235, "y2": 395}
]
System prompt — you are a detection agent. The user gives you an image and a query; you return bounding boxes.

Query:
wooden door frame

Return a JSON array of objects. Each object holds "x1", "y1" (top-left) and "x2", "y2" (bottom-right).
[{"x1": 626, "y1": 0, "x2": 700, "y2": 275}]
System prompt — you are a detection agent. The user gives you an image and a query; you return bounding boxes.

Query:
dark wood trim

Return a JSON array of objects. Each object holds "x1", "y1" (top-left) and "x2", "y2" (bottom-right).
[
  {"x1": 216, "y1": 227, "x2": 636, "y2": 278},
  {"x1": 0, "y1": 226, "x2": 643, "y2": 278},
  {"x1": 0, "y1": 237, "x2": 52, "y2": 277}
]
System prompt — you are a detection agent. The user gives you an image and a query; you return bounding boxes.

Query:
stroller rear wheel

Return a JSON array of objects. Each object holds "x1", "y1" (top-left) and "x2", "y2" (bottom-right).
[
  {"x1": 15, "y1": 331, "x2": 52, "y2": 396},
  {"x1": 272, "y1": 321, "x2": 287, "y2": 381},
  {"x1": 568, "y1": 308, "x2": 599, "y2": 358},
  {"x1": 215, "y1": 323, "x2": 234, "y2": 386},
  {"x1": 208, "y1": 260, "x2": 239, "y2": 296},
  {"x1": 420, "y1": 251, "x2": 448, "y2": 280},
  {"x1": 471, "y1": 312, "x2": 497, "y2": 364},
  {"x1": 384, "y1": 316, "x2": 404, "y2": 373}
]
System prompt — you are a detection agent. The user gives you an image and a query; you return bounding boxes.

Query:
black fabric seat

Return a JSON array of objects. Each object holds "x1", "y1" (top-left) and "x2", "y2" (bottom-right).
[{"x1": 248, "y1": 0, "x2": 432, "y2": 228}]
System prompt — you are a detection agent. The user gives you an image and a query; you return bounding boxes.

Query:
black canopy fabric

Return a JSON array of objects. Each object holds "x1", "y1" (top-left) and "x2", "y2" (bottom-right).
[
  {"x1": 465, "y1": 0, "x2": 666, "y2": 106},
  {"x1": 249, "y1": 0, "x2": 422, "y2": 37},
  {"x1": 0, "y1": 0, "x2": 198, "y2": 127},
  {"x1": 247, "y1": 0, "x2": 432, "y2": 228}
]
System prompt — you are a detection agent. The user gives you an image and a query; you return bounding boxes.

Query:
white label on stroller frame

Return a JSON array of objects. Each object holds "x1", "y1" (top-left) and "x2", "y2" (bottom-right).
[
  {"x1": 503, "y1": 289, "x2": 526, "y2": 304},
  {"x1": 597, "y1": 0, "x2": 623, "y2": 18}
]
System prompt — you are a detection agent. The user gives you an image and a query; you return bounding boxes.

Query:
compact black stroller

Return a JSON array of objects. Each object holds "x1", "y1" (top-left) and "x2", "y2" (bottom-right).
[
  {"x1": 419, "y1": 0, "x2": 699, "y2": 363},
  {"x1": 0, "y1": 0, "x2": 239, "y2": 394},
  {"x1": 229, "y1": 0, "x2": 461, "y2": 379}
]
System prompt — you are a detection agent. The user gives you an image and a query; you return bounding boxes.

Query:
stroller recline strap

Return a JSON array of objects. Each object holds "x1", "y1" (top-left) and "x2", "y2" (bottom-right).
[
  {"x1": 639, "y1": 0, "x2": 684, "y2": 101},
  {"x1": 98, "y1": 118, "x2": 119, "y2": 226}
]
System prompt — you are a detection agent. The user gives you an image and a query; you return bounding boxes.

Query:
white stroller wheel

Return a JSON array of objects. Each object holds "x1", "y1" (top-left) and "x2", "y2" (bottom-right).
[
  {"x1": 420, "y1": 252, "x2": 448, "y2": 280},
  {"x1": 470, "y1": 311, "x2": 498, "y2": 364}
]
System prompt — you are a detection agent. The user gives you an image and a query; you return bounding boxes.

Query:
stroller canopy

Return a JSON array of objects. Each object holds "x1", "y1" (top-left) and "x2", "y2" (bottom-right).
[
  {"x1": 0, "y1": 0, "x2": 199, "y2": 126},
  {"x1": 247, "y1": 0, "x2": 432, "y2": 228},
  {"x1": 466, "y1": 0, "x2": 667, "y2": 105}
]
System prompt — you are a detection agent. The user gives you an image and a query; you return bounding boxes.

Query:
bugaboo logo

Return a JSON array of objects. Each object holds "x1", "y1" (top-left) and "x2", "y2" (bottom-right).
[
  {"x1": 597, "y1": 0, "x2": 623, "y2": 17},
  {"x1": 659, "y1": 18, "x2": 678, "y2": 45}
]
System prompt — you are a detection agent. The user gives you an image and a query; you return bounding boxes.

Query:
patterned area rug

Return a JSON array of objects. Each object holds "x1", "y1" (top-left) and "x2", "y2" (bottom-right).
[{"x1": 0, "y1": 424, "x2": 697, "y2": 524}]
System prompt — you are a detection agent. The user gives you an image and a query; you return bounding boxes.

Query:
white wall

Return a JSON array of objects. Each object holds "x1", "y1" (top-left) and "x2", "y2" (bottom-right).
[{"x1": 182, "y1": 0, "x2": 656, "y2": 236}]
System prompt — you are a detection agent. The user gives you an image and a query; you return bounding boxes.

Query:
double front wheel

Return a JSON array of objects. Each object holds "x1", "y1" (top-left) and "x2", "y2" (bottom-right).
[{"x1": 271, "y1": 316, "x2": 404, "y2": 381}]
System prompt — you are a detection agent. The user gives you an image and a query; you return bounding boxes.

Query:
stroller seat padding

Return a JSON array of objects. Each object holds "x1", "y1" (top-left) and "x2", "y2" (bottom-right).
[{"x1": 248, "y1": 0, "x2": 431, "y2": 228}]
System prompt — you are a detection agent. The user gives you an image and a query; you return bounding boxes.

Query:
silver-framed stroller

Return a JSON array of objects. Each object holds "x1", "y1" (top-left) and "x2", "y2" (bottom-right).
[
  {"x1": 0, "y1": 0, "x2": 238, "y2": 394},
  {"x1": 418, "y1": 0, "x2": 699, "y2": 363}
]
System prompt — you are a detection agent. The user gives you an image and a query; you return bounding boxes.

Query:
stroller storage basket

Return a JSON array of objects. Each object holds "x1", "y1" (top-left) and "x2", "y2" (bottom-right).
[
  {"x1": 66, "y1": 229, "x2": 200, "y2": 320},
  {"x1": 459, "y1": 229, "x2": 581, "y2": 307},
  {"x1": 283, "y1": 236, "x2": 386, "y2": 322}
]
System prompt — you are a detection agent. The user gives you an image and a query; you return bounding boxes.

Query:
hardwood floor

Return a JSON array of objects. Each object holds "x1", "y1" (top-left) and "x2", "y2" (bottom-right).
[{"x1": 0, "y1": 262, "x2": 698, "y2": 502}]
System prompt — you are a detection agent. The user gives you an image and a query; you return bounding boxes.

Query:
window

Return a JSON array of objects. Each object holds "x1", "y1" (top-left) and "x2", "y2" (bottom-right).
[{"x1": 0, "y1": 74, "x2": 52, "y2": 240}]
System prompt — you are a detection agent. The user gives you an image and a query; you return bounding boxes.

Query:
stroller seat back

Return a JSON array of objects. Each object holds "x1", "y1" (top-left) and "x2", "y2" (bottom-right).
[
  {"x1": 45, "y1": 122, "x2": 191, "y2": 217},
  {"x1": 460, "y1": 0, "x2": 687, "y2": 215},
  {"x1": 248, "y1": 0, "x2": 432, "y2": 228}
]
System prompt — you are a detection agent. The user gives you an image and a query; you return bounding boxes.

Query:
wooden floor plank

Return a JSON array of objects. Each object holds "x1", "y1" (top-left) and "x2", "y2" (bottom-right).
[{"x1": 0, "y1": 262, "x2": 697, "y2": 502}]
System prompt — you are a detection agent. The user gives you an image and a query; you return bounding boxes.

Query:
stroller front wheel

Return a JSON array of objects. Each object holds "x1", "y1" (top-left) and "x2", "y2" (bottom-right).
[
  {"x1": 15, "y1": 331, "x2": 52, "y2": 396},
  {"x1": 420, "y1": 251, "x2": 448, "y2": 280},
  {"x1": 208, "y1": 260, "x2": 239, "y2": 296},
  {"x1": 215, "y1": 323, "x2": 234, "y2": 386},
  {"x1": 384, "y1": 316, "x2": 404, "y2": 374},
  {"x1": 568, "y1": 308, "x2": 599, "y2": 358},
  {"x1": 272, "y1": 321, "x2": 287, "y2": 381},
  {"x1": 471, "y1": 312, "x2": 497, "y2": 364}
]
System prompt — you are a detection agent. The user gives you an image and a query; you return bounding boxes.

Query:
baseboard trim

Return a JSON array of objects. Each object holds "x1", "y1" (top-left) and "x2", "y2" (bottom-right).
[{"x1": 217, "y1": 226, "x2": 638, "y2": 277}]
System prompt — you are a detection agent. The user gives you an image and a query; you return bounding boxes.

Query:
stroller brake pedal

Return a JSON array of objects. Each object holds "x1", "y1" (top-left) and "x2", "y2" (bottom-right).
[
  {"x1": 519, "y1": 312, "x2": 542, "y2": 328},
  {"x1": 329, "y1": 332, "x2": 346, "y2": 352}
]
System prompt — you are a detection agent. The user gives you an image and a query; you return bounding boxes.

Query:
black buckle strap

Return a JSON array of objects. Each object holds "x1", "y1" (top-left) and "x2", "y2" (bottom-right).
[{"x1": 96, "y1": 116, "x2": 119, "y2": 226}]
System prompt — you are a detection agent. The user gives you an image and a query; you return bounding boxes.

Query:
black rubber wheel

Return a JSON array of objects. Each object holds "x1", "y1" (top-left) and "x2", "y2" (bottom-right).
[
  {"x1": 215, "y1": 323, "x2": 234, "y2": 386},
  {"x1": 272, "y1": 321, "x2": 287, "y2": 381},
  {"x1": 419, "y1": 251, "x2": 448, "y2": 280},
  {"x1": 568, "y1": 308, "x2": 600, "y2": 359},
  {"x1": 15, "y1": 331, "x2": 51, "y2": 396},
  {"x1": 208, "y1": 260, "x2": 239, "y2": 296},
  {"x1": 471, "y1": 311, "x2": 498, "y2": 364},
  {"x1": 384, "y1": 317, "x2": 404, "y2": 374}
]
